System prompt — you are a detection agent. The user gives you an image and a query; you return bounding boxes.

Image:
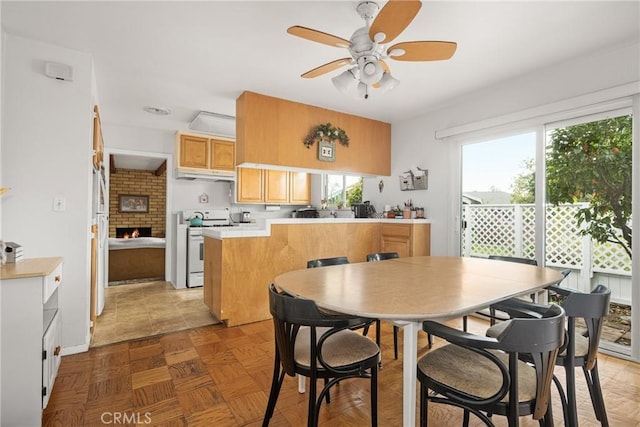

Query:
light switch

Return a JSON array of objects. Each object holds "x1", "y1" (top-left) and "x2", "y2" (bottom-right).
[{"x1": 53, "y1": 197, "x2": 66, "y2": 212}]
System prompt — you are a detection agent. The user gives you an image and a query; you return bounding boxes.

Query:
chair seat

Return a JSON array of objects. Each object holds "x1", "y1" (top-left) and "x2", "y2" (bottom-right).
[
  {"x1": 295, "y1": 327, "x2": 380, "y2": 370},
  {"x1": 418, "y1": 344, "x2": 537, "y2": 403},
  {"x1": 486, "y1": 321, "x2": 590, "y2": 358}
]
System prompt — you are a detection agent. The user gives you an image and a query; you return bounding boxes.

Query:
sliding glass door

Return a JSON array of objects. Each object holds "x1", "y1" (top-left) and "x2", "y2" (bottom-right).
[
  {"x1": 545, "y1": 110, "x2": 633, "y2": 356},
  {"x1": 459, "y1": 106, "x2": 636, "y2": 360}
]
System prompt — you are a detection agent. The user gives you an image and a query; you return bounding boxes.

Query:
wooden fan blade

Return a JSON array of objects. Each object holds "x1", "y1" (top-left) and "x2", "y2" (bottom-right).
[
  {"x1": 369, "y1": 0, "x2": 422, "y2": 44},
  {"x1": 287, "y1": 26, "x2": 350, "y2": 48},
  {"x1": 388, "y1": 41, "x2": 457, "y2": 61},
  {"x1": 301, "y1": 58, "x2": 352, "y2": 79}
]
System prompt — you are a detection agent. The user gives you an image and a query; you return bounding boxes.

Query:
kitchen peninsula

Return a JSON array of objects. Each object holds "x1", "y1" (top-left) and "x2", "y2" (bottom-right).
[{"x1": 202, "y1": 218, "x2": 430, "y2": 326}]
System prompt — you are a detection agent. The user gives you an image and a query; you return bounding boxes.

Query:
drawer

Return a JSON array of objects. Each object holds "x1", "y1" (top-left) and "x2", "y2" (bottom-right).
[
  {"x1": 43, "y1": 263, "x2": 63, "y2": 304},
  {"x1": 381, "y1": 224, "x2": 412, "y2": 239}
]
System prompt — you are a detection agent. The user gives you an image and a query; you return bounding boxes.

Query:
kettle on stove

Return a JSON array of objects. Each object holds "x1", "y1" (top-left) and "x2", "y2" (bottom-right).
[{"x1": 189, "y1": 212, "x2": 204, "y2": 227}]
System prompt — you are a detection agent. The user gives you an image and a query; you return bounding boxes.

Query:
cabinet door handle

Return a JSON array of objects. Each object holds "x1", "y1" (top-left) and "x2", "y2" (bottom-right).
[
  {"x1": 55, "y1": 275, "x2": 62, "y2": 282},
  {"x1": 54, "y1": 346, "x2": 61, "y2": 356}
]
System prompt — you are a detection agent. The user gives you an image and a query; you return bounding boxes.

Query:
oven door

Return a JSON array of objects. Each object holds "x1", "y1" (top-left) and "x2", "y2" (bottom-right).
[{"x1": 187, "y1": 232, "x2": 204, "y2": 287}]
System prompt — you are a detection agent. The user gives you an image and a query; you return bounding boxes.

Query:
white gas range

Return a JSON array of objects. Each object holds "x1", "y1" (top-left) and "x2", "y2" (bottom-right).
[{"x1": 181, "y1": 208, "x2": 236, "y2": 288}]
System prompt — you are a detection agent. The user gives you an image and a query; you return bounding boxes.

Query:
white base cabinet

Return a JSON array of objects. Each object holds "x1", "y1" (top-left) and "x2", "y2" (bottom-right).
[{"x1": 1, "y1": 257, "x2": 63, "y2": 427}]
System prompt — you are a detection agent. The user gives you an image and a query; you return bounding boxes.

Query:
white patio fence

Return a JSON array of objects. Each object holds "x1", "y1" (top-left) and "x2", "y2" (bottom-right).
[{"x1": 462, "y1": 203, "x2": 632, "y2": 305}]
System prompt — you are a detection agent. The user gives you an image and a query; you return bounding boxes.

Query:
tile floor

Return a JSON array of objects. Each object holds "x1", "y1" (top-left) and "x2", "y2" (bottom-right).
[{"x1": 91, "y1": 280, "x2": 219, "y2": 347}]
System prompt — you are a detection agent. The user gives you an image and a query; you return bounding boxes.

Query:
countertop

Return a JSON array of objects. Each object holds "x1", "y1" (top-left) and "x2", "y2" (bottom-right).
[
  {"x1": 203, "y1": 217, "x2": 431, "y2": 239},
  {"x1": 0, "y1": 257, "x2": 63, "y2": 280}
]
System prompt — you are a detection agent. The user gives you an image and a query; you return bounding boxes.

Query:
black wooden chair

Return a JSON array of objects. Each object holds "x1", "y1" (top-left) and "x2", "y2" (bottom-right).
[
  {"x1": 486, "y1": 256, "x2": 539, "y2": 325},
  {"x1": 365, "y1": 252, "x2": 399, "y2": 263},
  {"x1": 264, "y1": 284, "x2": 380, "y2": 427},
  {"x1": 487, "y1": 284, "x2": 611, "y2": 427},
  {"x1": 307, "y1": 257, "x2": 380, "y2": 347},
  {"x1": 306, "y1": 256, "x2": 350, "y2": 268},
  {"x1": 418, "y1": 303, "x2": 565, "y2": 427},
  {"x1": 366, "y1": 252, "x2": 432, "y2": 359},
  {"x1": 461, "y1": 256, "x2": 539, "y2": 331}
]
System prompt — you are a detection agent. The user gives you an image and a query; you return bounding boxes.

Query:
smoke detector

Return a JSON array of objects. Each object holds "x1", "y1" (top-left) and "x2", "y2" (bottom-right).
[{"x1": 143, "y1": 106, "x2": 171, "y2": 115}]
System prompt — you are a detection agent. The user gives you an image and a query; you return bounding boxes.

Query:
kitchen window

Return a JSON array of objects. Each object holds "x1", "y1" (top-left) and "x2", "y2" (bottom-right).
[{"x1": 322, "y1": 174, "x2": 363, "y2": 207}]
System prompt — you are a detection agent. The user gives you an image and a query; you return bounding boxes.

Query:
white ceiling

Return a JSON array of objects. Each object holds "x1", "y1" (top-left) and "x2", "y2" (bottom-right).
[{"x1": 2, "y1": 0, "x2": 639, "y2": 137}]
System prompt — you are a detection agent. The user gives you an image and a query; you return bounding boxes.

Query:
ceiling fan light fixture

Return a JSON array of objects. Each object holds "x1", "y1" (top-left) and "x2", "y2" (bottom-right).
[
  {"x1": 288, "y1": 0, "x2": 457, "y2": 100},
  {"x1": 377, "y1": 72, "x2": 400, "y2": 93},
  {"x1": 359, "y1": 59, "x2": 383, "y2": 85},
  {"x1": 332, "y1": 68, "x2": 358, "y2": 95}
]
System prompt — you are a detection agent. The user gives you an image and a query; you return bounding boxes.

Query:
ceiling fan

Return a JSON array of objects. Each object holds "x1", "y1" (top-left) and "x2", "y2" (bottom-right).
[{"x1": 287, "y1": 0, "x2": 457, "y2": 99}]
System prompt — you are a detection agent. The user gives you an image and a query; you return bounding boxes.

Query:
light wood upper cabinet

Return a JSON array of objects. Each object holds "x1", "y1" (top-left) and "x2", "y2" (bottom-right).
[
  {"x1": 289, "y1": 171, "x2": 311, "y2": 205},
  {"x1": 179, "y1": 134, "x2": 209, "y2": 169},
  {"x1": 265, "y1": 170, "x2": 289, "y2": 204},
  {"x1": 210, "y1": 139, "x2": 235, "y2": 171},
  {"x1": 237, "y1": 167, "x2": 264, "y2": 203},
  {"x1": 176, "y1": 133, "x2": 235, "y2": 172},
  {"x1": 237, "y1": 167, "x2": 310, "y2": 205}
]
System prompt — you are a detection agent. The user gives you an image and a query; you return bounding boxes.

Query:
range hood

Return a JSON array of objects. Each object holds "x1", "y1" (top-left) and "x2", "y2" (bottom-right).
[
  {"x1": 189, "y1": 111, "x2": 235, "y2": 138},
  {"x1": 175, "y1": 169, "x2": 236, "y2": 182}
]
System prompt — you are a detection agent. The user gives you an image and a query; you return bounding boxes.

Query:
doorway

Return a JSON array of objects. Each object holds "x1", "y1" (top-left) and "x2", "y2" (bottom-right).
[{"x1": 94, "y1": 149, "x2": 173, "y2": 346}]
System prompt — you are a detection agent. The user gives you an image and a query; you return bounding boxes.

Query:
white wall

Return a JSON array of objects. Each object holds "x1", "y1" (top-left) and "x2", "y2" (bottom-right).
[
  {"x1": 365, "y1": 41, "x2": 640, "y2": 256},
  {"x1": 1, "y1": 34, "x2": 94, "y2": 351}
]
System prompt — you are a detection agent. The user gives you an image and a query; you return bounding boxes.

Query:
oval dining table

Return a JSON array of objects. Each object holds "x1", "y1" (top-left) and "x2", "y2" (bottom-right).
[{"x1": 273, "y1": 255, "x2": 564, "y2": 427}]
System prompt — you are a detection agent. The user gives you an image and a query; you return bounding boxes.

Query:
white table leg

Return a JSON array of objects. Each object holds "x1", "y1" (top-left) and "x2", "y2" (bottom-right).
[
  {"x1": 298, "y1": 375, "x2": 305, "y2": 393},
  {"x1": 400, "y1": 320, "x2": 421, "y2": 427}
]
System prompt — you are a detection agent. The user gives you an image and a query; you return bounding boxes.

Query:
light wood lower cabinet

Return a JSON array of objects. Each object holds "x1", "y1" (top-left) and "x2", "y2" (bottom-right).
[
  {"x1": 203, "y1": 222, "x2": 430, "y2": 326},
  {"x1": 0, "y1": 258, "x2": 63, "y2": 426},
  {"x1": 381, "y1": 223, "x2": 431, "y2": 257}
]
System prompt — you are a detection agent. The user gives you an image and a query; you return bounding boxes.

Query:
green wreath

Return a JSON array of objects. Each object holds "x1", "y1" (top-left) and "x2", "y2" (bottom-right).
[{"x1": 303, "y1": 123, "x2": 349, "y2": 149}]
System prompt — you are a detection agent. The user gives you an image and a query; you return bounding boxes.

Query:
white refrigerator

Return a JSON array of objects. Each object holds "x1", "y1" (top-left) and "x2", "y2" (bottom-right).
[
  {"x1": 96, "y1": 212, "x2": 108, "y2": 315},
  {"x1": 92, "y1": 166, "x2": 108, "y2": 315}
]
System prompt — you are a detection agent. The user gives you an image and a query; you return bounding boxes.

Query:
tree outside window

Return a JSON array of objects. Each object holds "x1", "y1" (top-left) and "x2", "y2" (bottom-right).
[{"x1": 323, "y1": 175, "x2": 362, "y2": 208}]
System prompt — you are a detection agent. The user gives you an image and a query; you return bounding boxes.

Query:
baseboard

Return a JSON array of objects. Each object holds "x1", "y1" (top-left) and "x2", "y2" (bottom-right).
[{"x1": 61, "y1": 342, "x2": 89, "y2": 356}]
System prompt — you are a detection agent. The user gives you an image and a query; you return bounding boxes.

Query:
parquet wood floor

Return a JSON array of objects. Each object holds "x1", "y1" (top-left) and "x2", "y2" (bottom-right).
[{"x1": 45, "y1": 317, "x2": 640, "y2": 426}]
